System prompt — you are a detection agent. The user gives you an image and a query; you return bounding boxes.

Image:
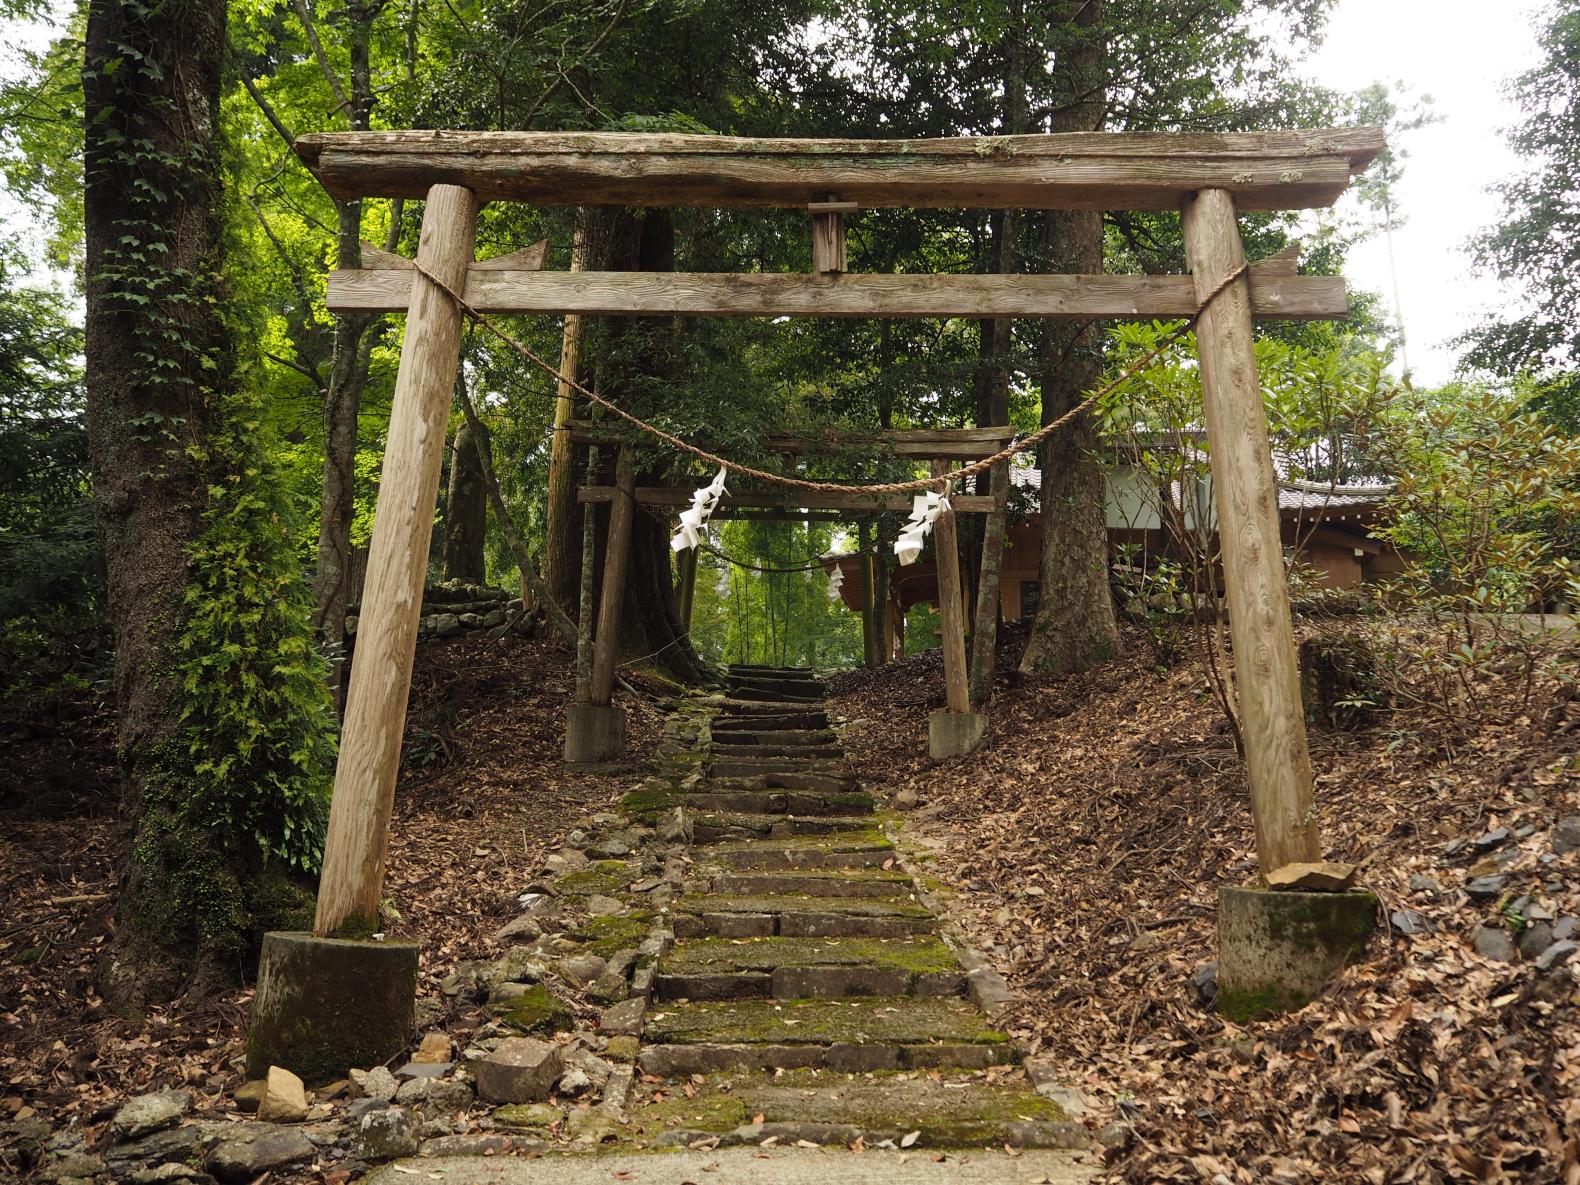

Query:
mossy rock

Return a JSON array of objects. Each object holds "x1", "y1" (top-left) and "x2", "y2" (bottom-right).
[
  {"x1": 619, "y1": 784, "x2": 685, "y2": 821},
  {"x1": 1218, "y1": 886, "x2": 1378, "y2": 1020},
  {"x1": 554, "y1": 862, "x2": 632, "y2": 896},
  {"x1": 575, "y1": 913, "x2": 654, "y2": 958},
  {"x1": 495, "y1": 983, "x2": 573, "y2": 1036},
  {"x1": 603, "y1": 1035, "x2": 640, "y2": 1063}
]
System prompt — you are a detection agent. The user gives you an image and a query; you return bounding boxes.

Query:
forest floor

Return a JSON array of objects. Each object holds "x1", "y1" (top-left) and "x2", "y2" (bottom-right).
[
  {"x1": 0, "y1": 632, "x2": 662, "y2": 1140},
  {"x1": 828, "y1": 620, "x2": 1580, "y2": 1184},
  {"x1": 3, "y1": 616, "x2": 1578, "y2": 1184}
]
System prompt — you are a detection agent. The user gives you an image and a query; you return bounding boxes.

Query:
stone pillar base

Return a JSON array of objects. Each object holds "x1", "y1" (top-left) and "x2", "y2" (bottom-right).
[
  {"x1": 564, "y1": 703, "x2": 627, "y2": 764},
  {"x1": 928, "y1": 709, "x2": 987, "y2": 759},
  {"x1": 246, "y1": 931, "x2": 419, "y2": 1084},
  {"x1": 1217, "y1": 886, "x2": 1377, "y2": 1021}
]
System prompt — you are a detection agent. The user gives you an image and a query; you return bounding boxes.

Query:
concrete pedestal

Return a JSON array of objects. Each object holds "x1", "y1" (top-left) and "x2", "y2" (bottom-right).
[
  {"x1": 1217, "y1": 886, "x2": 1377, "y2": 1021},
  {"x1": 246, "y1": 931, "x2": 419, "y2": 1084},
  {"x1": 928, "y1": 709, "x2": 987, "y2": 759},
  {"x1": 564, "y1": 703, "x2": 626, "y2": 764}
]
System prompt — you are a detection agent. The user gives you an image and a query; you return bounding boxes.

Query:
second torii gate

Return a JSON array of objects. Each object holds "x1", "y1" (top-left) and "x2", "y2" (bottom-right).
[{"x1": 295, "y1": 127, "x2": 1382, "y2": 937}]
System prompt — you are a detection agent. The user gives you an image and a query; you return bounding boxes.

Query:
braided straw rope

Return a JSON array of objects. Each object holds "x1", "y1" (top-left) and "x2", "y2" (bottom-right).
[{"x1": 411, "y1": 257, "x2": 1249, "y2": 496}]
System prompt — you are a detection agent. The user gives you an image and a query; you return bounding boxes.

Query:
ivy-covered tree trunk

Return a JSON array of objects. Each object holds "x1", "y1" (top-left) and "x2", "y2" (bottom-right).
[
  {"x1": 443, "y1": 419, "x2": 488, "y2": 581},
  {"x1": 83, "y1": 0, "x2": 332, "y2": 1002},
  {"x1": 1020, "y1": 0, "x2": 1120, "y2": 677}
]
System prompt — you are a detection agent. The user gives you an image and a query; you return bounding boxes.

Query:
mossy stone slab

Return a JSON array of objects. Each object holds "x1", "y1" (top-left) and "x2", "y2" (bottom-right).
[
  {"x1": 664, "y1": 936, "x2": 958, "y2": 977},
  {"x1": 676, "y1": 894, "x2": 931, "y2": 919},
  {"x1": 644, "y1": 997, "x2": 1009, "y2": 1046}
]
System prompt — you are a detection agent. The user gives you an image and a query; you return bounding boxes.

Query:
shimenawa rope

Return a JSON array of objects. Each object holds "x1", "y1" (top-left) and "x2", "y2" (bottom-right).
[{"x1": 409, "y1": 257, "x2": 1250, "y2": 496}]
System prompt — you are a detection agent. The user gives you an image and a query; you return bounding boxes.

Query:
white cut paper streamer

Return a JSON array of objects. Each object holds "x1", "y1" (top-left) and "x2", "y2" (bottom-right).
[
  {"x1": 670, "y1": 467, "x2": 728, "y2": 553},
  {"x1": 826, "y1": 562, "x2": 844, "y2": 600},
  {"x1": 893, "y1": 488, "x2": 950, "y2": 566}
]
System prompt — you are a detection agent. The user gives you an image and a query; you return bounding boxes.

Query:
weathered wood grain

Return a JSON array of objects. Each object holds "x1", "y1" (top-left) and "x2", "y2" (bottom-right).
[
  {"x1": 1182, "y1": 187, "x2": 1322, "y2": 873},
  {"x1": 315, "y1": 184, "x2": 478, "y2": 936},
  {"x1": 326, "y1": 265, "x2": 1347, "y2": 319},
  {"x1": 295, "y1": 128, "x2": 1383, "y2": 211}
]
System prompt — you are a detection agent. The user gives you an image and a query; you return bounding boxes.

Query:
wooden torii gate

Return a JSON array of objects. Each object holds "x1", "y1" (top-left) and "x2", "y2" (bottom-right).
[{"x1": 297, "y1": 127, "x2": 1382, "y2": 936}]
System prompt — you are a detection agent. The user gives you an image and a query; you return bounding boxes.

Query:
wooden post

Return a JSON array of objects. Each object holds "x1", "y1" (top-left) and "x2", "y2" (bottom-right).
[
  {"x1": 677, "y1": 543, "x2": 698, "y2": 632},
  {"x1": 314, "y1": 183, "x2": 478, "y2": 936},
  {"x1": 574, "y1": 446, "x2": 599, "y2": 704},
  {"x1": 931, "y1": 460, "x2": 971, "y2": 715},
  {"x1": 809, "y1": 198, "x2": 854, "y2": 274},
  {"x1": 968, "y1": 460, "x2": 1011, "y2": 704},
  {"x1": 1182, "y1": 187, "x2": 1321, "y2": 872},
  {"x1": 588, "y1": 446, "x2": 636, "y2": 706}
]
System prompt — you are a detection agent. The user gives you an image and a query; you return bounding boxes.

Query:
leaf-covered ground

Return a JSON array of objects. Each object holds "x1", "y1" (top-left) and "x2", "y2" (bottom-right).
[
  {"x1": 0, "y1": 632, "x2": 659, "y2": 1148},
  {"x1": 829, "y1": 623, "x2": 1580, "y2": 1185}
]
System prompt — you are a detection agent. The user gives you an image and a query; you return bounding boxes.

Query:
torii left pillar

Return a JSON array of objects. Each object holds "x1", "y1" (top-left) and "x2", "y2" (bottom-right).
[{"x1": 248, "y1": 184, "x2": 478, "y2": 1084}]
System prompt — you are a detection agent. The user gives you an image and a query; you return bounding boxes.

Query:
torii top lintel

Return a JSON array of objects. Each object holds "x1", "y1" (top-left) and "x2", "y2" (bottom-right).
[{"x1": 294, "y1": 127, "x2": 1384, "y2": 213}]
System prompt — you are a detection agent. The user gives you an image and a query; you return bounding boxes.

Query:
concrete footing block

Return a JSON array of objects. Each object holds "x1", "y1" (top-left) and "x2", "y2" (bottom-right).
[
  {"x1": 246, "y1": 931, "x2": 419, "y2": 1084},
  {"x1": 928, "y1": 709, "x2": 987, "y2": 759},
  {"x1": 564, "y1": 703, "x2": 627, "y2": 764},
  {"x1": 1217, "y1": 885, "x2": 1377, "y2": 1020}
]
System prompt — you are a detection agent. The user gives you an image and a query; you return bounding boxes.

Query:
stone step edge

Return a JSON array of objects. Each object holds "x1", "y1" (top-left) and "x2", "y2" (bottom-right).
[
  {"x1": 650, "y1": 1118, "x2": 1090, "y2": 1152},
  {"x1": 636, "y1": 1041, "x2": 1017, "y2": 1076}
]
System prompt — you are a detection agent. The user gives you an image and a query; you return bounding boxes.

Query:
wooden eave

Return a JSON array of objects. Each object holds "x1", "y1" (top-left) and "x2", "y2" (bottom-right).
[{"x1": 295, "y1": 128, "x2": 1385, "y2": 212}]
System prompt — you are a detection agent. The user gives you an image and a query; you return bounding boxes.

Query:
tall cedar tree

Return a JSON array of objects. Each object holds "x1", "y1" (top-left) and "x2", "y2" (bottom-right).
[{"x1": 84, "y1": 0, "x2": 331, "y2": 998}]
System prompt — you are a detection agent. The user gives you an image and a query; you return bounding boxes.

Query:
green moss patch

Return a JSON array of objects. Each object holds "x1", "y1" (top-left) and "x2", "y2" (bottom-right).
[
  {"x1": 664, "y1": 935, "x2": 959, "y2": 977},
  {"x1": 554, "y1": 861, "x2": 633, "y2": 896},
  {"x1": 574, "y1": 912, "x2": 655, "y2": 958},
  {"x1": 645, "y1": 997, "x2": 1009, "y2": 1046},
  {"x1": 494, "y1": 984, "x2": 573, "y2": 1035},
  {"x1": 627, "y1": 1069, "x2": 1070, "y2": 1147},
  {"x1": 619, "y1": 784, "x2": 685, "y2": 820},
  {"x1": 675, "y1": 894, "x2": 932, "y2": 919}
]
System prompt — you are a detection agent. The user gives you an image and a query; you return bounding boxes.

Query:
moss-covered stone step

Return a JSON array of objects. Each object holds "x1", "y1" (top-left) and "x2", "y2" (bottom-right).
[
  {"x1": 708, "y1": 772, "x2": 861, "y2": 794},
  {"x1": 655, "y1": 935, "x2": 966, "y2": 1001},
  {"x1": 709, "y1": 729, "x2": 840, "y2": 747},
  {"x1": 708, "y1": 759, "x2": 843, "y2": 781},
  {"x1": 726, "y1": 679, "x2": 826, "y2": 699},
  {"x1": 712, "y1": 712, "x2": 830, "y2": 732},
  {"x1": 627, "y1": 1068, "x2": 1083, "y2": 1150},
  {"x1": 712, "y1": 743, "x2": 845, "y2": 760},
  {"x1": 717, "y1": 699, "x2": 828, "y2": 719},
  {"x1": 691, "y1": 812, "x2": 878, "y2": 844},
  {"x1": 706, "y1": 833, "x2": 894, "y2": 871},
  {"x1": 638, "y1": 998, "x2": 1014, "y2": 1075},
  {"x1": 701, "y1": 870, "x2": 911, "y2": 898},
  {"x1": 672, "y1": 893, "x2": 934, "y2": 939},
  {"x1": 684, "y1": 790, "x2": 874, "y2": 818}
]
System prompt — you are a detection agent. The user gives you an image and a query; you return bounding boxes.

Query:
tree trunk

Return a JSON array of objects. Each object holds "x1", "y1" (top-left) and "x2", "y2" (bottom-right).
[
  {"x1": 585, "y1": 206, "x2": 709, "y2": 683},
  {"x1": 544, "y1": 214, "x2": 589, "y2": 614},
  {"x1": 1020, "y1": 0, "x2": 1119, "y2": 677},
  {"x1": 309, "y1": 5, "x2": 380, "y2": 707},
  {"x1": 443, "y1": 418, "x2": 487, "y2": 581},
  {"x1": 84, "y1": 0, "x2": 321, "y2": 999}
]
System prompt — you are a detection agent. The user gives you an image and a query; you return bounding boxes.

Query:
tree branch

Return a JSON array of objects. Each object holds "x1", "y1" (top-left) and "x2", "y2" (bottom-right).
[{"x1": 453, "y1": 374, "x2": 579, "y2": 647}]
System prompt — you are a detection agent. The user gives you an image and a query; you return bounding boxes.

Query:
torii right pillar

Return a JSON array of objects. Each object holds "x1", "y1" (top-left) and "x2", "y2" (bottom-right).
[{"x1": 1182, "y1": 188, "x2": 1375, "y2": 1018}]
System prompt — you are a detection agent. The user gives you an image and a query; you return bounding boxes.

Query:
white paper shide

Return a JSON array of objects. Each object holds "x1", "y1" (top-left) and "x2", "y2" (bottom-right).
[{"x1": 670, "y1": 467, "x2": 729, "y2": 553}]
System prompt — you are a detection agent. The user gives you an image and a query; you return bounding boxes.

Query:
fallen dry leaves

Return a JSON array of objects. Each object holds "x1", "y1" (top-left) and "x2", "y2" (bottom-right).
[{"x1": 831, "y1": 621, "x2": 1580, "y2": 1185}]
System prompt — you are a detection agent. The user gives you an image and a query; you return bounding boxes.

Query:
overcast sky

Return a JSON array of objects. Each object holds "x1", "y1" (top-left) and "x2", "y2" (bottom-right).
[
  {"x1": 0, "y1": 0, "x2": 1550, "y2": 386},
  {"x1": 1303, "y1": 0, "x2": 1544, "y2": 384}
]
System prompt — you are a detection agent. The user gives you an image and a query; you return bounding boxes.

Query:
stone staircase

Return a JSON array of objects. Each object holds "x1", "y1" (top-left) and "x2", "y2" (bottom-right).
[{"x1": 626, "y1": 665, "x2": 1084, "y2": 1149}]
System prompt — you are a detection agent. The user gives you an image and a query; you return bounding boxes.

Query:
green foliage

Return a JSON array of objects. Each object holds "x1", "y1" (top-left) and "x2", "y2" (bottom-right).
[
  {"x1": 1461, "y1": 3, "x2": 1580, "y2": 391},
  {"x1": 689, "y1": 519, "x2": 864, "y2": 670},
  {"x1": 0, "y1": 241, "x2": 100, "y2": 693}
]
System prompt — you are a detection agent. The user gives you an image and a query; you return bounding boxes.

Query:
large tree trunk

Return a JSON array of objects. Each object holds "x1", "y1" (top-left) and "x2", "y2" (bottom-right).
[
  {"x1": 585, "y1": 206, "x2": 708, "y2": 684},
  {"x1": 443, "y1": 418, "x2": 488, "y2": 581},
  {"x1": 1019, "y1": 0, "x2": 1119, "y2": 677},
  {"x1": 83, "y1": 0, "x2": 284, "y2": 999}
]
